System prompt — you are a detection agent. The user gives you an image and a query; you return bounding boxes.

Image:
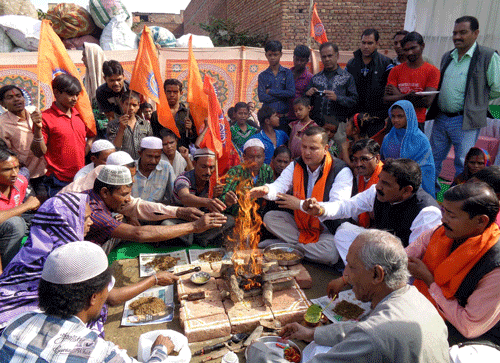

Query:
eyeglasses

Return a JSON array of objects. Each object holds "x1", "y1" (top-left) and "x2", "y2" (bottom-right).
[{"x1": 350, "y1": 155, "x2": 376, "y2": 163}]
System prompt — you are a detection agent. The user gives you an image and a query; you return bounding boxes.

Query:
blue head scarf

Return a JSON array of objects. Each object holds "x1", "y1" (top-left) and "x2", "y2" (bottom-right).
[{"x1": 381, "y1": 100, "x2": 436, "y2": 197}]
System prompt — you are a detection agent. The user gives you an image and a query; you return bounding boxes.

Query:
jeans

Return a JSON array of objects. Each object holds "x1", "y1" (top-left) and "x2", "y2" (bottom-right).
[
  {"x1": 0, "y1": 216, "x2": 27, "y2": 268},
  {"x1": 44, "y1": 174, "x2": 70, "y2": 198},
  {"x1": 430, "y1": 113, "x2": 481, "y2": 181}
]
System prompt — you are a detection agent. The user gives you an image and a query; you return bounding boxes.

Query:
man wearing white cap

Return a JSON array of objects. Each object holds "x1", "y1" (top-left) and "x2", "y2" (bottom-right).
[
  {"x1": 73, "y1": 139, "x2": 116, "y2": 181},
  {"x1": 170, "y1": 148, "x2": 235, "y2": 246},
  {"x1": 133, "y1": 136, "x2": 175, "y2": 204},
  {"x1": 220, "y1": 139, "x2": 274, "y2": 216},
  {"x1": 85, "y1": 165, "x2": 225, "y2": 253},
  {"x1": 0, "y1": 241, "x2": 175, "y2": 362}
]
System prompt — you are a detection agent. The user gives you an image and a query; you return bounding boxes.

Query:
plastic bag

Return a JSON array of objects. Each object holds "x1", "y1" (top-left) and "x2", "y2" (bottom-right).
[
  {"x1": 89, "y1": 0, "x2": 132, "y2": 29},
  {"x1": 100, "y1": 14, "x2": 138, "y2": 51},
  {"x1": 0, "y1": 15, "x2": 40, "y2": 50},
  {"x1": 176, "y1": 33, "x2": 214, "y2": 48},
  {"x1": 46, "y1": 3, "x2": 95, "y2": 39}
]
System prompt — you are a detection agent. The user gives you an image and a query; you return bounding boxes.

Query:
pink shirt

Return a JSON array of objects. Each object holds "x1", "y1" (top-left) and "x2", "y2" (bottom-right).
[
  {"x1": 406, "y1": 228, "x2": 500, "y2": 338},
  {"x1": 0, "y1": 111, "x2": 46, "y2": 178}
]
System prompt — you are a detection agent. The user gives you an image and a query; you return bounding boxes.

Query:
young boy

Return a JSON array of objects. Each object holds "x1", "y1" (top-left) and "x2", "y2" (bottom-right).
[
  {"x1": 31, "y1": 74, "x2": 95, "y2": 197},
  {"x1": 288, "y1": 97, "x2": 318, "y2": 159},
  {"x1": 257, "y1": 40, "x2": 295, "y2": 133},
  {"x1": 106, "y1": 91, "x2": 153, "y2": 160},
  {"x1": 139, "y1": 102, "x2": 153, "y2": 121},
  {"x1": 250, "y1": 105, "x2": 289, "y2": 164},
  {"x1": 230, "y1": 102, "x2": 258, "y2": 153},
  {"x1": 160, "y1": 128, "x2": 193, "y2": 178},
  {"x1": 150, "y1": 79, "x2": 197, "y2": 148},
  {"x1": 95, "y1": 60, "x2": 129, "y2": 122}
]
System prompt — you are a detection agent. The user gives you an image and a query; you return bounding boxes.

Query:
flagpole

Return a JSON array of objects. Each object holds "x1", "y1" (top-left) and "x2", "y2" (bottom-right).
[{"x1": 307, "y1": 0, "x2": 314, "y2": 48}]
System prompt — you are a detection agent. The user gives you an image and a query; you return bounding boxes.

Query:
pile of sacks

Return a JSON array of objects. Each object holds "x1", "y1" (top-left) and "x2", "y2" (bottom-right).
[{"x1": 0, "y1": 0, "x2": 212, "y2": 53}]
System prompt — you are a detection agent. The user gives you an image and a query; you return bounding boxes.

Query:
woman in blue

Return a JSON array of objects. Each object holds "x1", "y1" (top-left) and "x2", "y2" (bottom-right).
[{"x1": 381, "y1": 100, "x2": 436, "y2": 197}]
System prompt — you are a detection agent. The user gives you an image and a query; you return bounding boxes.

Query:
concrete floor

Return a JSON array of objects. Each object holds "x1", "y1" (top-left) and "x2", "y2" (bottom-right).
[{"x1": 105, "y1": 258, "x2": 342, "y2": 362}]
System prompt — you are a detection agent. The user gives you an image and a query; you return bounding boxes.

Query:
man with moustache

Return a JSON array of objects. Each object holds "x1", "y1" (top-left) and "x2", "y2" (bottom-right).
[
  {"x1": 427, "y1": 16, "x2": 500, "y2": 182},
  {"x1": 302, "y1": 158, "x2": 441, "y2": 264},
  {"x1": 407, "y1": 182, "x2": 500, "y2": 345},
  {"x1": 132, "y1": 137, "x2": 175, "y2": 204},
  {"x1": 392, "y1": 30, "x2": 409, "y2": 65},
  {"x1": 250, "y1": 127, "x2": 353, "y2": 265},
  {"x1": 350, "y1": 138, "x2": 383, "y2": 228}
]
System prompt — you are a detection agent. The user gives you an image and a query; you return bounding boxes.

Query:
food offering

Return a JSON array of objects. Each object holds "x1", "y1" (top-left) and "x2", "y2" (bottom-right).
[
  {"x1": 190, "y1": 271, "x2": 211, "y2": 285},
  {"x1": 263, "y1": 244, "x2": 304, "y2": 266},
  {"x1": 122, "y1": 285, "x2": 175, "y2": 326},
  {"x1": 245, "y1": 336, "x2": 302, "y2": 363},
  {"x1": 188, "y1": 248, "x2": 230, "y2": 264},
  {"x1": 139, "y1": 251, "x2": 189, "y2": 277},
  {"x1": 311, "y1": 290, "x2": 371, "y2": 323}
]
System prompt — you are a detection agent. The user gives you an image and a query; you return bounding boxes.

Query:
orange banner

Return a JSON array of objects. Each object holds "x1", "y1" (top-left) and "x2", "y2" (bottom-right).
[
  {"x1": 310, "y1": 3, "x2": 328, "y2": 44},
  {"x1": 187, "y1": 35, "x2": 209, "y2": 132}
]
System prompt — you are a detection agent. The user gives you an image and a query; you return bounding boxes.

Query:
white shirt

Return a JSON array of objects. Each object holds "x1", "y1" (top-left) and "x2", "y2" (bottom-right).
[
  {"x1": 265, "y1": 160, "x2": 353, "y2": 210},
  {"x1": 318, "y1": 184, "x2": 442, "y2": 245}
]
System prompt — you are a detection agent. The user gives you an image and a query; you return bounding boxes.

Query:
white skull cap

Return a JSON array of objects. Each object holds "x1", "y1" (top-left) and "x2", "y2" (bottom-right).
[
  {"x1": 90, "y1": 139, "x2": 115, "y2": 154},
  {"x1": 243, "y1": 138, "x2": 265, "y2": 151},
  {"x1": 106, "y1": 151, "x2": 134, "y2": 166},
  {"x1": 193, "y1": 148, "x2": 216, "y2": 159},
  {"x1": 97, "y1": 165, "x2": 132, "y2": 185},
  {"x1": 41, "y1": 241, "x2": 108, "y2": 284},
  {"x1": 140, "y1": 136, "x2": 163, "y2": 150}
]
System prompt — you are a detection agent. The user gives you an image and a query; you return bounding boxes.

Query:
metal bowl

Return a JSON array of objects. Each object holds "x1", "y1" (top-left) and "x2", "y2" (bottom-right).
[
  {"x1": 263, "y1": 243, "x2": 304, "y2": 266},
  {"x1": 190, "y1": 271, "x2": 211, "y2": 285},
  {"x1": 245, "y1": 336, "x2": 302, "y2": 362}
]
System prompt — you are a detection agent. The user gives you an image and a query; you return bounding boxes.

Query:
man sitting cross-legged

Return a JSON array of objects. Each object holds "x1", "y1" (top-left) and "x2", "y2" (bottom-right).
[
  {"x1": 302, "y1": 158, "x2": 441, "y2": 265},
  {"x1": 247, "y1": 230, "x2": 450, "y2": 363},
  {"x1": 250, "y1": 126, "x2": 353, "y2": 265}
]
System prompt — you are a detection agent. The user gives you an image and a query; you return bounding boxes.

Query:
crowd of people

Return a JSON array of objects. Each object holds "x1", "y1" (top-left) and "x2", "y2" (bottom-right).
[{"x1": 0, "y1": 14, "x2": 499, "y2": 362}]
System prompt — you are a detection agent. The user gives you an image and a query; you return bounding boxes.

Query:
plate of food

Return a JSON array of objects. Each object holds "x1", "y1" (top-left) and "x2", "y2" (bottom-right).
[
  {"x1": 188, "y1": 248, "x2": 230, "y2": 264},
  {"x1": 122, "y1": 285, "x2": 174, "y2": 326},
  {"x1": 263, "y1": 244, "x2": 304, "y2": 266},
  {"x1": 414, "y1": 90, "x2": 440, "y2": 95},
  {"x1": 139, "y1": 251, "x2": 189, "y2": 277},
  {"x1": 245, "y1": 336, "x2": 301, "y2": 363},
  {"x1": 311, "y1": 290, "x2": 371, "y2": 323}
]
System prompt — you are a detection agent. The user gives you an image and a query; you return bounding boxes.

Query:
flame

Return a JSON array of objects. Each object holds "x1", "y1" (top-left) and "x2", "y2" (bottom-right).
[
  {"x1": 229, "y1": 161, "x2": 263, "y2": 277},
  {"x1": 243, "y1": 279, "x2": 262, "y2": 291}
]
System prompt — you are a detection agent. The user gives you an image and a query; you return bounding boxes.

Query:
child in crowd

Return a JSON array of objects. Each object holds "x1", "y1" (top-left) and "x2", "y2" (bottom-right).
[
  {"x1": 106, "y1": 90, "x2": 153, "y2": 160},
  {"x1": 160, "y1": 128, "x2": 193, "y2": 178},
  {"x1": 323, "y1": 123, "x2": 340, "y2": 158},
  {"x1": 139, "y1": 102, "x2": 153, "y2": 121},
  {"x1": 452, "y1": 147, "x2": 491, "y2": 186},
  {"x1": 31, "y1": 74, "x2": 96, "y2": 197},
  {"x1": 288, "y1": 97, "x2": 318, "y2": 158},
  {"x1": 250, "y1": 105, "x2": 289, "y2": 164},
  {"x1": 380, "y1": 100, "x2": 435, "y2": 196},
  {"x1": 341, "y1": 113, "x2": 385, "y2": 165},
  {"x1": 227, "y1": 107, "x2": 235, "y2": 125},
  {"x1": 230, "y1": 102, "x2": 258, "y2": 152},
  {"x1": 95, "y1": 60, "x2": 128, "y2": 122},
  {"x1": 248, "y1": 101, "x2": 259, "y2": 127},
  {"x1": 270, "y1": 145, "x2": 292, "y2": 180}
]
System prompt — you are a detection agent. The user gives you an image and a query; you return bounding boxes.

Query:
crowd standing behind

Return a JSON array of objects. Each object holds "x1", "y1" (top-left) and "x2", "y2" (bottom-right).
[{"x1": 0, "y1": 14, "x2": 500, "y2": 361}]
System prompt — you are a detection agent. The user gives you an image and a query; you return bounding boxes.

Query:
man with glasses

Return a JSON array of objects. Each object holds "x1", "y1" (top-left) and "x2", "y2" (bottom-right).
[
  {"x1": 301, "y1": 158, "x2": 441, "y2": 264},
  {"x1": 350, "y1": 139, "x2": 383, "y2": 228}
]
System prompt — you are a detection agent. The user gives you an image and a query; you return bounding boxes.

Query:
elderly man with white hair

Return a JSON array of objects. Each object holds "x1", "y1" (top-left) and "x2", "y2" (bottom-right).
[
  {"x1": 73, "y1": 139, "x2": 116, "y2": 181},
  {"x1": 0, "y1": 241, "x2": 175, "y2": 362},
  {"x1": 247, "y1": 230, "x2": 450, "y2": 363},
  {"x1": 220, "y1": 138, "x2": 274, "y2": 216}
]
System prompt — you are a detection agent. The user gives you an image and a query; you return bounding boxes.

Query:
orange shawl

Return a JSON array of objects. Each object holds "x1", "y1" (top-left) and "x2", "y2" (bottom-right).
[
  {"x1": 293, "y1": 152, "x2": 333, "y2": 244},
  {"x1": 414, "y1": 223, "x2": 500, "y2": 308},
  {"x1": 357, "y1": 160, "x2": 383, "y2": 228}
]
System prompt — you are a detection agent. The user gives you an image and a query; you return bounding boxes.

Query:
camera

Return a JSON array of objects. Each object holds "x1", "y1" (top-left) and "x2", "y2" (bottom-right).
[{"x1": 316, "y1": 90, "x2": 324, "y2": 96}]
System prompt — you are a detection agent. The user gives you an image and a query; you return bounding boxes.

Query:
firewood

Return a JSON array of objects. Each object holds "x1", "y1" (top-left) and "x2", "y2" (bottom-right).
[
  {"x1": 229, "y1": 274, "x2": 244, "y2": 303},
  {"x1": 262, "y1": 270, "x2": 299, "y2": 282},
  {"x1": 243, "y1": 325, "x2": 264, "y2": 346},
  {"x1": 262, "y1": 282, "x2": 273, "y2": 307}
]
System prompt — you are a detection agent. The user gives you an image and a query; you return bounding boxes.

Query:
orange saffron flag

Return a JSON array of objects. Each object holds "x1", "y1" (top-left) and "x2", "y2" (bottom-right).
[
  {"x1": 37, "y1": 20, "x2": 96, "y2": 135},
  {"x1": 129, "y1": 26, "x2": 179, "y2": 137},
  {"x1": 201, "y1": 76, "x2": 239, "y2": 198},
  {"x1": 187, "y1": 35, "x2": 208, "y2": 132},
  {"x1": 310, "y1": 3, "x2": 328, "y2": 44}
]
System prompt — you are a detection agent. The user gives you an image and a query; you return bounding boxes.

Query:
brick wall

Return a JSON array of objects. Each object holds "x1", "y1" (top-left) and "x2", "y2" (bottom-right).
[{"x1": 184, "y1": 0, "x2": 407, "y2": 52}]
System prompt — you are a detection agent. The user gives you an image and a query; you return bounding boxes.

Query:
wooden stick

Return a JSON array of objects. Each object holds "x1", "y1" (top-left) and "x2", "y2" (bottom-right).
[{"x1": 262, "y1": 282, "x2": 273, "y2": 307}]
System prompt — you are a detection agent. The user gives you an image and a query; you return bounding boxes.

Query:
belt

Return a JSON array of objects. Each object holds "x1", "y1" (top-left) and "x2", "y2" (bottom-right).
[{"x1": 441, "y1": 110, "x2": 464, "y2": 118}]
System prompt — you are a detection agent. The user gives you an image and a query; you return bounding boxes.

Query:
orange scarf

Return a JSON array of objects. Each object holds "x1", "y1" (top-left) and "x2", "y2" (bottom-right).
[
  {"x1": 357, "y1": 160, "x2": 383, "y2": 228},
  {"x1": 414, "y1": 223, "x2": 500, "y2": 308},
  {"x1": 293, "y1": 153, "x2": 333, "y2": 244}
]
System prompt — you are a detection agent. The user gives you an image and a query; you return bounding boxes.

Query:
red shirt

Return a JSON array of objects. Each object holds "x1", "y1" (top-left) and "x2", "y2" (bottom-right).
[
  {"x1": 42, "y1": 103, "x2": 93, "y2": 182},
  {"x1": 0, "y1": 175, "x2": 28, "y2": 210},
  {"x1": 387, "y1": 62, "x2": 440, "y2": 123}
]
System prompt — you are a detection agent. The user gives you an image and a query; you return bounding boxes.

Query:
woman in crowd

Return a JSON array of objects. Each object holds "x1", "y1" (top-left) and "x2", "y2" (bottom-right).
[{"x1": 452, "y1": 147, "x2": 491, "y2": 186}]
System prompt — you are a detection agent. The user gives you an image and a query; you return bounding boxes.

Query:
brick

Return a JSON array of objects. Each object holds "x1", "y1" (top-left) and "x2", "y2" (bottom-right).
[
  {"x1": 223, "y1": 296, "x2": 274, "y2": 334},
  {"x1": 288, "y1": 263, "x2": 313, "y2": 289},
  {"x1": 183, "y1": 313, "x2": 231, "y2": 342},
  {"x1": 270, "y1": 285, "x2": 310, "y2": 325}
]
